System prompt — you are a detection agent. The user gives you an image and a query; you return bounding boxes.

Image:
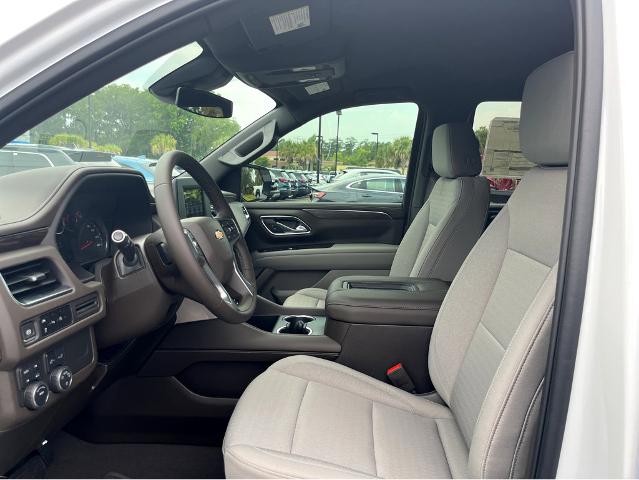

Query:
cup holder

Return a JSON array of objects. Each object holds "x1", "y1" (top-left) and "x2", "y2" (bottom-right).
[{"x1": 277, "y1": 315, "x2": 315, "y2": 335}]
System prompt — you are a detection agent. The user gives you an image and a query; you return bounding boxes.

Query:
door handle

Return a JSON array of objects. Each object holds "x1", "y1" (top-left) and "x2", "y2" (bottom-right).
[
  {"x1": 260, "y1": 216, "x2": 312, "y2": 236},
  {"x1": 274, "y1": 221, "x2": 309, "y2": 233}
]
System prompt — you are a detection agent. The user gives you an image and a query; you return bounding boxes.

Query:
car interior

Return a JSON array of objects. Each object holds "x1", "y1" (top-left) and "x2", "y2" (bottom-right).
[{"x1": 0, "y1": 0, "x2": 579, "y2": 478}]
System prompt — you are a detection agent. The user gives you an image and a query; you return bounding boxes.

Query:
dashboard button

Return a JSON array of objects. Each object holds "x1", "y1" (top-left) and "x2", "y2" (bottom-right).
[{"x1": 20, "y1": 322, "x2": 37, "y2": 342}]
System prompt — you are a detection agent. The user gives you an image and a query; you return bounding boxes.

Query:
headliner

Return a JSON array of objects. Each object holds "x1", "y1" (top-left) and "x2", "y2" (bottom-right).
[{"x1": 201, "y1": 0, "x2": 573, "y2": 120}]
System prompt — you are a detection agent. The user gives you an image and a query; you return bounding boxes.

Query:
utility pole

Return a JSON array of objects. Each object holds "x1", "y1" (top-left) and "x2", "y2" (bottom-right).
[
  {"x1": 334, "y1": 110, "x2": 341, "y2": 175},
  {"x1": 316, "y1": 115, "x2": 322, "y2": 183},
  {"x1": 371, "y1": 132, "x2": 379, "y2": 164},
  {"x1": 87, "y1": 93, "x2": 93, "y2": 148}
]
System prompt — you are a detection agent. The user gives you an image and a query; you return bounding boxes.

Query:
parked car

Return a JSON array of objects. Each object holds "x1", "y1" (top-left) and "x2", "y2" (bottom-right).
[
  {"x1": 281, "y1": 171, "x2": 299, "y2": 197},
  {"x1": 288, "y1": 171, "x2": 311, "y2": 196},
  {"x1": 0, "y1": 143, "x2": 82, "y2": 177},
  {"x1": 242, "y1": 164, "x2": 281, "y2": 201},
  {"x1": 312, "y1": 175, "x2": 406, "y2": 203},
  {"x1": 113, "y1": 155, "x2": 156, "y2": 190},
  {"x1": 60, "y1": 148, "x2": 122, "y2": 168},
  {"x1": 270, "y1": 168, "x2": 293, "y2": 199}
]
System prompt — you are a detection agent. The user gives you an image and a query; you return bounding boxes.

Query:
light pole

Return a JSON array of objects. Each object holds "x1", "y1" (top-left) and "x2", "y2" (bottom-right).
[
  {"x1": 334, "y1": 110, "x2": 341, "y2": 175},
  {"x1": 87, "y1": 93, "x2": 93, "y2": 148},
  {"x1": 371, "y1": 132, "x2": 379, "y2": 163},
  {"x1": 316, "y1": 115, "x2": 322, "y2": 182}
]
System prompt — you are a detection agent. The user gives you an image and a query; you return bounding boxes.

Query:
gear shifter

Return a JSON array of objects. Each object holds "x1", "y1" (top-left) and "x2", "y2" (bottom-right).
[
  {"x1": 288, "y1": 318, "x2": 308, "y2": 334},
  {"x1": 278, "y1": 315, "x2": 313, "y2": 335}
]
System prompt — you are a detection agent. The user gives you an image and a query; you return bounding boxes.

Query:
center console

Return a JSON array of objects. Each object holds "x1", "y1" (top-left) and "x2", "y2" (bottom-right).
[{"x1": 268, "y1": 275, "x2": 449, "y2": 393}]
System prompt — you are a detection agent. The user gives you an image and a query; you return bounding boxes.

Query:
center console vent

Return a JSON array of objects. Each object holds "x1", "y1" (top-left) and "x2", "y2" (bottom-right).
[
  {"x1": 73, "y1": 293, "x2": 100, "y2": 320},
  {"x1": 0, "y1": 259, "x2": 71, "y2": 306}
]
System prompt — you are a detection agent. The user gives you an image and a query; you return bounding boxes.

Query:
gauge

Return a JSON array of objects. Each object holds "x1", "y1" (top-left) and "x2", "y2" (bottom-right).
[{"x1": 74, "y1": 220, "x2": 108, "y2": 264}]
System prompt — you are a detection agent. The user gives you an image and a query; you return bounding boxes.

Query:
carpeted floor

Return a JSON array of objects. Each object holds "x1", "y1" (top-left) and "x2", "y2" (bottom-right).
[{"x1": 44, "y1": 432, "x2": 225, "y2": 479}]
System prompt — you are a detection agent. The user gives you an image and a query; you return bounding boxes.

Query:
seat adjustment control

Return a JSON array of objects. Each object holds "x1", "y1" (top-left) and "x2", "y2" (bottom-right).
[
  {"x1": 49, "y1": 366, "x2": 73, "y2": 393},
  {"x1": 24, "y1": 381, "x2": 49, "y2": 410}
]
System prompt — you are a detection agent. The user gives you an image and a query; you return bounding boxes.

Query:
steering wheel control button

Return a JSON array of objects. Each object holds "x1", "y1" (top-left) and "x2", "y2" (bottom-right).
[
  {"x1": 20, "y1": 321, "x2": 37, "y2": 343},
  {"x1": 219, "y1": 219, "x2": 240, "y2": 241},
  {"x1": 23, "y1": 381, "x2": 49, "y2": 410},
  {"x1": 49, "y1": 366, "x2": 73, "y2": 393}
]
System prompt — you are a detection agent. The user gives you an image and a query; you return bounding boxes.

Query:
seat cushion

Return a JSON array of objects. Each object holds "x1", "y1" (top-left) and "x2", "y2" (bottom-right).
[
  {"x1": 223, "y1": 356, "x2": 469, "y2": 478},
  {"x1": 282, "y1": 288, "x2": 327, "y2": 308}
]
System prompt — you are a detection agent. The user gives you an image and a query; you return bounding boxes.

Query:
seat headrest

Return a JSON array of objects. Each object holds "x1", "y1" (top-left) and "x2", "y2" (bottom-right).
[
  {"x1": 520, "y1": 51, "x2": 575, "y2": 167},
  {"x1": 432, "y1": 122, "x2": 482, "y2": 178}
]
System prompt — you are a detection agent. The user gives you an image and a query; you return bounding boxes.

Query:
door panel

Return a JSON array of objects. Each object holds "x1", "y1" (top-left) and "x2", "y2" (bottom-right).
[
  {"x1": 245, "y1": 202, "x2": 404, "y2": 251},
  {"x1": 244, "y1": 202, "x2": 405, "y2": 301}
]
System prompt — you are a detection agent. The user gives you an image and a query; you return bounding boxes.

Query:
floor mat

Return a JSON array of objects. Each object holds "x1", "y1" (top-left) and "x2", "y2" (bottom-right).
[{"x1": 44, "y1": 432, "x2": 225, "y2": 479}]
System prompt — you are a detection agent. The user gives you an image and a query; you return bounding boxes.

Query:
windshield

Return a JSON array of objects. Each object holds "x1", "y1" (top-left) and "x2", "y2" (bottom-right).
[{"x1": 2, "y1": 43, "x2": 276, "y2": 183}]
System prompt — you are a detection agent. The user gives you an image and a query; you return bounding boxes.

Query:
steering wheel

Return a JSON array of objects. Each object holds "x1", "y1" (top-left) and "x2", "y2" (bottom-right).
[{"x1": 154, "y1": 151, "x2": 256, "y2": 324}]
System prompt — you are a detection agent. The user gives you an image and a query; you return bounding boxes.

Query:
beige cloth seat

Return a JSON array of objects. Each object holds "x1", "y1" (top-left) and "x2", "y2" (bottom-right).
[
  {"x1": 284, "y1": 122, "x2": 489, "y2": 309},
  {"x1": 224, "y1": 51, "x2": 574, "y2": 478}
]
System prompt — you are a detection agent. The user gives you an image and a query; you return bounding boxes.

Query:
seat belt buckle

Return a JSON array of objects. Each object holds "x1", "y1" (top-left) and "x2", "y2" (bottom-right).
[{"x1": 386, "y1": 363, "x2": 416, "y2": 393}]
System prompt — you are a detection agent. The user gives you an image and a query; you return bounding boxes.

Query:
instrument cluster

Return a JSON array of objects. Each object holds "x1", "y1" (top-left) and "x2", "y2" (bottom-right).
[{"x1": 56, "y1": 209, "x2": 109, "y2": 266}]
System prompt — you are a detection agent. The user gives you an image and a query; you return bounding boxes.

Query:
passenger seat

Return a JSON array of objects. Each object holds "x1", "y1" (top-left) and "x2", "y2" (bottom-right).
[{"x1": 284, "y1": 122, "x2": 489, "y2": 308}]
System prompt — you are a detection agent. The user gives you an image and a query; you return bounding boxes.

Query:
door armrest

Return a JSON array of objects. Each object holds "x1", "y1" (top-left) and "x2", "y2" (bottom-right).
[{"x1": 253, "y1": 243, "x2": 398, "y2": 270}]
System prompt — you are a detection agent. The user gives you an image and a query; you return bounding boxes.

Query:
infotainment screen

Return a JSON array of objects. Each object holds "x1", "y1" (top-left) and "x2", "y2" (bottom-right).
[{"x1": 183, "y1": 186, "x2": 206, "y2": 217}]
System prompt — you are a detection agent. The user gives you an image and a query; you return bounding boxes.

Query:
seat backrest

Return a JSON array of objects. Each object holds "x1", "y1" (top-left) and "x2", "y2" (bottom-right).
[
  {"x1": 428, "y1": 51, "x2": 574, "y2": 478},
  {"x1": 390, "y1": 122, "x2": 489, "y2": 281}
]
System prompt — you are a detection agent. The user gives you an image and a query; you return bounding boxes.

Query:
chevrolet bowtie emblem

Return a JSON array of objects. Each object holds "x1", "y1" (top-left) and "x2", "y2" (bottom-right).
[{"x1": 214, "y1": 230, "x2": 225, "y2": 240}]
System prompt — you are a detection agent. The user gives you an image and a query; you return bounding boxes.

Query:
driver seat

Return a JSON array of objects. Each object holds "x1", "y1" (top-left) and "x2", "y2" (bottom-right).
[{"x1": 223, "y1": 51, "x2": 574, "y2": 478}]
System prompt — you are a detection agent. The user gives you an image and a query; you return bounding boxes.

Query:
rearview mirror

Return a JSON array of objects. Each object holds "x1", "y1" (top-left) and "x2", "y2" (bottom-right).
[{"x1": 175, "y1": 87, "x2": 233, "y2": 118}]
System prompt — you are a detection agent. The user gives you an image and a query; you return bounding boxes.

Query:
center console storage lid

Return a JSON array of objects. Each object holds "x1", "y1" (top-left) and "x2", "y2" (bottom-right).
[{"x1": 326, "y1": 276, "x2": 449, "y2": 327}]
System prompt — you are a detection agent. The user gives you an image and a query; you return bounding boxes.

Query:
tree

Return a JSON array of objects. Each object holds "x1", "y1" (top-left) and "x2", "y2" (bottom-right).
[
  {"x1": 475, "y1": 126, "x2": 488, "y2": 155},
  {"x1": 254, "y1": 156, "x2": 270, "y2": 167},
  {"x1": 388, "y1": 136, "x2": 412, "y2": 171},
  {"x1": 150, "y1": 133, "x2": 177, "y2": 156},
  {"x1": 47, "y1": 134, "x2": 88, "y2": 148},
  {"x1": 96, "y1": 143, "x2": 122, "y2": 154}
]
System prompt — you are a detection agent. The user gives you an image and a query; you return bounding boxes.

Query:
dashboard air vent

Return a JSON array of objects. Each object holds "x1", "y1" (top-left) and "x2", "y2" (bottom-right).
[
  {"x1": 0, "y1": 259, "x2": 70, "y2": 306},
  {"x1": 73, "y1": 293, "x2": 100, "y2": 320}
]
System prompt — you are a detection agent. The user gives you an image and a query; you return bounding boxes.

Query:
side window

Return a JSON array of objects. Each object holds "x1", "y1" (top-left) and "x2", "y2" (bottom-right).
[
  {"x1": 473, "y1": 102, "x2": 533, "y2": 201},
  {"x1": 240, "y1": 103, "x2": 418, "y2": 203},
  {"x1": 363, "y1": 178, "x2": 396, "y2": 192}
]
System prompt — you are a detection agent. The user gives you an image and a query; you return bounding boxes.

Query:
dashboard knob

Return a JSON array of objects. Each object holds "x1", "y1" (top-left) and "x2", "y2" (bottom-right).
[
  {"x1": 24, "y1": 381, "x2": 49, "y2": 410},
  {"x1": 49, "y1": 366, "x2": 73, "y2": 393}
]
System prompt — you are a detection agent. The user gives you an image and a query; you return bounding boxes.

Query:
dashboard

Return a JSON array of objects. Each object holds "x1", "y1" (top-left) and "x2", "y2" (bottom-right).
[{"x1": 0, "y1": 165, "x2": 249, "y2": 474}]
